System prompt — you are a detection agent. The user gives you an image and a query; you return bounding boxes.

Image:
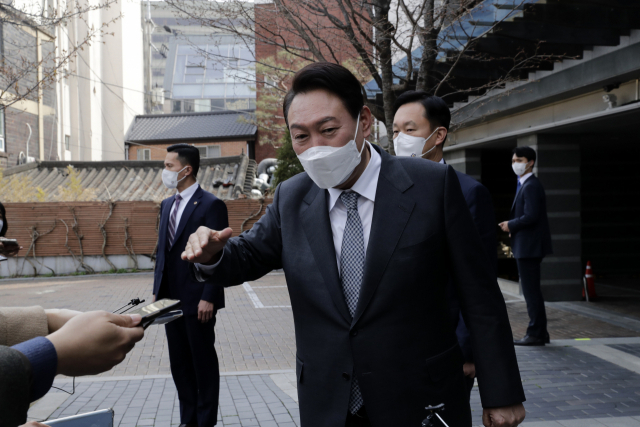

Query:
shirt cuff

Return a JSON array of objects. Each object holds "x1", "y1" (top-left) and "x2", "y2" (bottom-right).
[
  {"x1": 12, "y1": 337, "x2": 58, "y2": 402},
  {"x1": 195, "y1": 252, "x2": 224, "y2": 276}
]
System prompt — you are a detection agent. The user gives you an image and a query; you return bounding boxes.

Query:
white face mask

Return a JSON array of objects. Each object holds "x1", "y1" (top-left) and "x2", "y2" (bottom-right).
[
  {"x1": 162, "y1": 166, "x2": 188, "y2": 189},
  {"x1": 296, "y1": 112, "x2": 365, "y2": 189},
  {"x1": 393, "y1": 127, "x2": 440, "y2": 158},
  {"x1": 512, "y1": 162, "x2": 529, "y2": 176}
]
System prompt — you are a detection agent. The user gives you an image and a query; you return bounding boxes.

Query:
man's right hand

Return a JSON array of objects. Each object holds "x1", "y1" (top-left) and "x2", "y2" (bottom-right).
[
  {"x1": 47, "y1": 311, "x2": 144, "y2": 377},
  {"x1": 181, "y1": 226, "x2": 233, "y2": 265}
]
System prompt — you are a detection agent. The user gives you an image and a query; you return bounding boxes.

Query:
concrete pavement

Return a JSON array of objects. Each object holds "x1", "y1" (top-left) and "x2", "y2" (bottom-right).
[{"x1": 3, "y1": 272, "x2": 639, "y2": 426}]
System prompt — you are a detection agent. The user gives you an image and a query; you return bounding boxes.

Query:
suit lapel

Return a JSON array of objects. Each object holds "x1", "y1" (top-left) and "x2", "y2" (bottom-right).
[
  {"x1": 158, "y1": 198, "x2": 171, "y2": 253},
  {"x1": 352, "y1": 148, "x2": 414, "y2": 328},
  {"x1": 170, "y1": 186, "x2": 203, "y2": 250},
  {"x1": 301, "y1": 185, "x2": 352, "y2": 323},
  {"x1": 511, "y1": 176, "x2": 533, "y2": 211}
]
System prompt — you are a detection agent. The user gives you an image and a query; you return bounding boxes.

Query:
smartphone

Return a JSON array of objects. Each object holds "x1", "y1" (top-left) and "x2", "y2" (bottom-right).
[
  {"x1": 126, "y1": 299, "x2": 182, "y2": 329},
  {"x1": 0, "y1": 237, "x2": 19, "y2": 247}
]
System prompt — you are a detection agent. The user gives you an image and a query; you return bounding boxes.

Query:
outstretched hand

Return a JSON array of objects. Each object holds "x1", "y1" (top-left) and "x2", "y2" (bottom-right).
[
  {"x1": 181, "y1": 226, "x2": 233, "y2": 265},
  {"x1": 483, "y1": 403, "x2": 525, "y2": 427}
]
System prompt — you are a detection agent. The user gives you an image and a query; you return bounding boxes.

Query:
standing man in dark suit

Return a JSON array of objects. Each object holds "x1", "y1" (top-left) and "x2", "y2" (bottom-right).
[
  {"x1": 182, "y1": 63, "x2": 525, "y2": 427},
  {"x1": 499, "y1": 146, "x2": 553, "y2": 346},
  {"x1": 392, "y1": 91, "x2": 498, "y2": 397},
  {"x1": 153, "y1": 144, "x2": 228, "y2": 427}
]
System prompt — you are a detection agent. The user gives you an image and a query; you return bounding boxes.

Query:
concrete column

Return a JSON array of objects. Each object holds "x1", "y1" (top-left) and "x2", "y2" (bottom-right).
[
  {"x1": 443, "y1": 148, "x2": 482, "y2": 181},
  {"x1": 517, "y1": 134, "x2": 582, "y2": 301}
]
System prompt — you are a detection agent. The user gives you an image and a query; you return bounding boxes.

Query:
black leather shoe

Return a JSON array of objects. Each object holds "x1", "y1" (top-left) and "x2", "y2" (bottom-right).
[{"x1": 514, "y1": 335, "x2": 545, "y2": 346}]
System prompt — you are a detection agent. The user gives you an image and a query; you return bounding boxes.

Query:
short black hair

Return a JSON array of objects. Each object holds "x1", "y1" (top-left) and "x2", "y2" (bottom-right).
[
  {"x1": 512, "y1": 146, "x2": 537, "y2": 166},
  {"x1": 283, "y1": 62, "x2": 365, "y2": 126},
  {"x1": 393, "y1": 91, "x2": 451, "y2": 133},
  {"x1": 167, "y1": 143, "x2": 200, "y2": 177}
]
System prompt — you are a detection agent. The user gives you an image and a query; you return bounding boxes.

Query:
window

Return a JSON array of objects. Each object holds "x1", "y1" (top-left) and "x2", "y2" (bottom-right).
[
  {"x1": 194, "y1": 99, "x2": 210, "y2": 113},
  {"x1": 172, "y1": 100, "x2": 182, "y2": 113},
  {"x1": 197, "y1": 145, "x2": 220, "y2": 159},
  {"x1": 137, "y1": 148, "x2": 151, "y2": 160},
  {"x1": 64, "y1": 135, "x2": 70, "y2": 151},
  {"x1": 0, "y1": 109, "x2": 5, "y2": 152},
  {"x1": 183, "y1": 100, "x2": 194, "y2": 113}
]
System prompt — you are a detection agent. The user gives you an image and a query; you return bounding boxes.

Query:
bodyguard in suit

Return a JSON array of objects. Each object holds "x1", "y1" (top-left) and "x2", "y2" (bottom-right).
[
  {"x1": 182, "y1": 63, "x2": 525, "y2": 427},
  {"x1": 153, "y1": 144, "x2": 228, "y2": 427},
  {"x1": 499, "y1": 146, "x2": 553, "y2": 346},
  {"x1": 392, "y1": 91, "x2": 498, "y2": 398}
]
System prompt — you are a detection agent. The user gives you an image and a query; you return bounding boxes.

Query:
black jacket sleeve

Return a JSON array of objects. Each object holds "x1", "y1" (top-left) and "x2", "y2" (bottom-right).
[
  {"x1": 443, "y1": 166, "x2": 525, "y2": 408},
  {"x1": 201, "y1": 198, "x2": 230, "y2": 302},
  {"x1": 0, "y1": 345, "x2": 32, "y2": 427}
]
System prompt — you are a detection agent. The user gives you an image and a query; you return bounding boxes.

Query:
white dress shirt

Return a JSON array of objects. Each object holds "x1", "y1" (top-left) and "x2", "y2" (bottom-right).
[
  {"x1": 169, "y1": 181, "x2": 199, "y2": 230},
  {"x1": 327, "y1": 141, "x2": 381, "y2": 273},
  {"x1": 198, "y1": 142, "x2": 382, "y2": 274},
  {"x1": 518, "y1": 172, "x2": 533, "y2": 186}
]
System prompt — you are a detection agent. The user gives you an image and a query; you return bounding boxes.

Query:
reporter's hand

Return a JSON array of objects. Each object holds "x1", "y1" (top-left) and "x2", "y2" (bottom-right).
[
  {"x1": 47, "y1": 311, "x2": 144, "y2": 376},
  {"x1": 198, "y1": 300, "x2": 214, "y2": 323},
  {"x1": 498, "y1": 221, "x2": 510, "y2": 232},
  {"x1": 45, "y1": 308, "x2": 82, "y2": 333},
  {"x1": 19, "y1": 422, "x2": 50, "y2": 427},
  {"x1": 483, "y1": 403, "x2": 525, "y2": 427},
  {"x1": 463, "y1": 362, "x2": 475, "y2": 378},
  {"x1": 181, "y1": 227, "x2": 232, "y2": 264}
]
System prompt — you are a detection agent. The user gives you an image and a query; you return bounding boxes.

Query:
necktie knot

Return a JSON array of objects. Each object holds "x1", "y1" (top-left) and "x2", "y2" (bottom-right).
[
  {"x1": 340, "y1": 191, "x2": 360, "y2": 211},
  {"x1": 175, "y1": 193, "x2": 182, "y2": 201}
]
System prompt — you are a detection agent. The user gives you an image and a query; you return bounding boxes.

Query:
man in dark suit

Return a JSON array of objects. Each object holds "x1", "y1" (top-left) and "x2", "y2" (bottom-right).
[
  {"x1": 392, "y1": 91, "x2": 498, "y2": 397},
  {"x1": 499, "y1": 146, "x2": 553, "y2": 346},
  {"x1": 182, "y1": 63, "x2": 525, "y2": 427},
  {"x1": 153, "y1": 144, "x2": 228, "y2": 427}
]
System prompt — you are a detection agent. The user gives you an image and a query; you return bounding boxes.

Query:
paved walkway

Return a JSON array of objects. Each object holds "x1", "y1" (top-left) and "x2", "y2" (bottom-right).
[{"x1": 2, "y1": 272, "x2": 639, "y2": 426}]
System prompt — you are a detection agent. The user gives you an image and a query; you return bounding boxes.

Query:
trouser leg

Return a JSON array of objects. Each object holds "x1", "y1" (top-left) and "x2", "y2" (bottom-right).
[
  {"x1": 516, "y1": 257, "x2": 548, "y2": 339},
  {"x1": 166, "y1": 316, "x2": 199, "y2": 425},
  {"x1": 184, "y1": 314, "x2": 220, "y2": 427}
]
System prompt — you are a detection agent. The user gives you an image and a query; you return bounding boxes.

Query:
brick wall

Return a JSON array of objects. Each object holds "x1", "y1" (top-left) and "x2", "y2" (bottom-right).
[
  {"x1": 128, "y1": 140, "x2": 251, "y2": 161},
  {"x1": 3, "y1": 198, "x2": 273, "y2": 258},
  {"x1": 1, "y1": 23, "x2": 38, "y2": 102}
]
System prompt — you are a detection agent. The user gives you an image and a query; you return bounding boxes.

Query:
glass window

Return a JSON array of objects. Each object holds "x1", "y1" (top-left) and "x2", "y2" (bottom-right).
[
  {"x1": 210, "y1": 99, "x2": 225, "y2": 110},
  {"x1": 183, "y1": 100, "x2": 194, "y2": 113},
  {"x1": 205, "y1": 60, "x2": 224, "y2": 82},
  {"x1": 196, "y1": 146, "x2": 207, "y2": 158},
  {"x1": 65, "y1": 135, "x2": 70, "y2": 151},
  {"x1": 207, "y1": 145, "x2": 221, "y2": 158},
  {"x1": 172, "y1": 100, "x2": 182, "y2": 113},
  {"x1": 174, "y1": 55, "x2": 186, "y2": 84},
  {"x1": 137, "y1": 149, "x2": 150, "y2": 160},
  {"x1": 227, "y1": 84, "x2": 252, "y2": 97},
  {"x1": 173, "y1": 85, "x2": 202, "y2": 98},
  {"x1": 203, "y1": 84, "x2": 225, "y2": 97},
  {"x1": 194, "y1": 99, "x2": 210, "y2": 112}
]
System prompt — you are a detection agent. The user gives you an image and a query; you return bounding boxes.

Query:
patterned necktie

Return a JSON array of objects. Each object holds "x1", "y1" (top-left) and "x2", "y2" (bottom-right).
[
  {"x1": 516, "y1": 178, "x2": 522, "y2": 194},
  {"x1": 168, "y1": 193, "x2": 182, "y2": 247},
  {"x1": 339, "y1": 191, "x2": 365, "y2": 414}
]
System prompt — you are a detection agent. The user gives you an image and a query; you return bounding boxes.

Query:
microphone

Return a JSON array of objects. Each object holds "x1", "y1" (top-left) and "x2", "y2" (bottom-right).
[{"x1": 422, "y1": 403, "x2": 448, "y2": 427}]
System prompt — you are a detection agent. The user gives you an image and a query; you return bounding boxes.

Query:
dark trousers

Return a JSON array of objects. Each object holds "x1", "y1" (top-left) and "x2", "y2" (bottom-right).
[
  {"x1": 465, "y1": 375, "x2": 474, "y2": 400},
  {"x1": 516, "y1": 257, "x2": 548, "y2": 339},
  {"x1": 166, "y1": 314, "x2": 220, "y2": 427},
  {"x1": 345, "y1": 407, "x2": 372, "y2": 427}
]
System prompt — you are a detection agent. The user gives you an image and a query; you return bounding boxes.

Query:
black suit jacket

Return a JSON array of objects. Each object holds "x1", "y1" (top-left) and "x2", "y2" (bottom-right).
[
  {"x1": 153, "y1": 185, "x2": 228, "y2": 315},
  {"x1": 202, "y1": 146, "x2": 524, "y2": 426},
  {"x1": 508, "y1": 175, "x2": 553, "y2": 259},
  {"x1": 0, "y1": 201, "x2": 8, "y2": 237},
  {"x1": 449, "y1": 170, "x2": 497, "y2": 363},
  {"x1": 0, "y1": 345, "x2": 32, "y2": 426}
]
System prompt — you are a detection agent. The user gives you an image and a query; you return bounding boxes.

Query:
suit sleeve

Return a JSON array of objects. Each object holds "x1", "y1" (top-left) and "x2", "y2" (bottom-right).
[
  {"x1": 443, "y1": 166, "x2": 524, "y2": 408},
  {"x1": 195, "y1": 184, "x2": 284, "y2": 287},
  {"x1": 200, "y1": 198, "x2": 230, "y2": 302},
  {"x1": 508, "y1": 183, "x2": 542, "y2": 234},
  {"x1": 0, "y1": 345, "x2": 32, "y2": 426}
]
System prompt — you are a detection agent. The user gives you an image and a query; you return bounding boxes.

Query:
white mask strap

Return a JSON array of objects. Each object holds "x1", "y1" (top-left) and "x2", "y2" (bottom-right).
[{"x1": 420, "y1": 127, "x2": 441, "y2": 158}]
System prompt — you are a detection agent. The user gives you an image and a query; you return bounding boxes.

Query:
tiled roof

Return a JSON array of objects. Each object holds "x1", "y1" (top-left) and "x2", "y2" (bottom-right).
[
  {"x1": 2, "y1": 156, "x2": 257, "y2": 202},
  {"x1": 125, "y1": 111, "x2": 257, "y2": 143}
]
